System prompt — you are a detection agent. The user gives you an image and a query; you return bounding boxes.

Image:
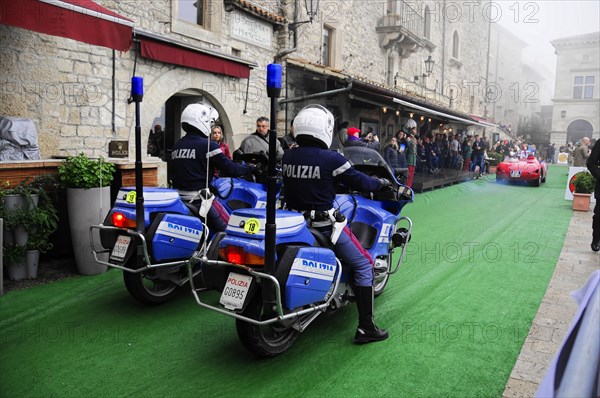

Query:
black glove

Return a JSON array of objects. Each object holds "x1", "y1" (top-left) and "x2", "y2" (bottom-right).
[
  {"x1": 246, "y1": 163, "x2": 257, "y2": 175},
  {"x1": 378, "y1": 178, "x2": 391, "y2": 189}
]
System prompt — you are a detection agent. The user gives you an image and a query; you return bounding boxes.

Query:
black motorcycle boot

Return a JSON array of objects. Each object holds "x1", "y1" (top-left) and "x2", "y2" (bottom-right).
[{"x1": 353, "y1": 286, "x2": 389, "y2": 344}]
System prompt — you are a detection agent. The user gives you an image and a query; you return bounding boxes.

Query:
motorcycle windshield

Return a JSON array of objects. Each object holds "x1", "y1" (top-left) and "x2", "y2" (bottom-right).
[{"x1": 340, "y1": 146, "x2": 394, "y2": 174}]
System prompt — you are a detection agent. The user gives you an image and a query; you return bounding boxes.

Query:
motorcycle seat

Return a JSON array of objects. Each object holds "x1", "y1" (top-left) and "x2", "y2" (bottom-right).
[
  {"x1": 184, "y1": 202, "x2": 200, "y2": 218},
  {"x1": 308, "y1": 227, "x2": 333, "y2": 249}
]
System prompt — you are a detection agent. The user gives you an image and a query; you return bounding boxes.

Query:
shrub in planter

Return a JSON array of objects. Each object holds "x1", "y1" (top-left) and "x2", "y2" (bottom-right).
[
  {"x1": 58, "y1": 153, "x2": 116, "y2": 189},
  {"x1": 572, "y1": 171, "x2": 596, "y2": 212},
  {"x1": 58, "y1": 153, "x2": 116, "y2": 275},
  {"x1": 486, "y1": 151, "x2": 504, "y2": 167},
  {"x1": 573, "y1": 171, "x2": 596, "y2": 194}
]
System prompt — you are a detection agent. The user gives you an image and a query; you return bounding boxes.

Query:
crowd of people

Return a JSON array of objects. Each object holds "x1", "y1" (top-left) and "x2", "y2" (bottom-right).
[{"x1": 156, "y1": 108, "x2": 596, "y2": 191}]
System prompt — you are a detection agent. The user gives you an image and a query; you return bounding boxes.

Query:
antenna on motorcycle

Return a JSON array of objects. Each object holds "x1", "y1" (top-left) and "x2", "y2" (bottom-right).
[
  {"x1": 264, "y1": 64, "x2": 282, "y2": 309},
  {"x1": 131, "y1": 76, "x2": 145, "y2": 233}
]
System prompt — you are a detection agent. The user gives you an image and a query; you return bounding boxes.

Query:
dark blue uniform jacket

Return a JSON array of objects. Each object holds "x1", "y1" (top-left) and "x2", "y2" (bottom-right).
[
  {"x1": 170, "y1": 133, "x2": 251, "y2": 191},
  {"x1": 282, "y1": 146, "x2": 382, "y2": 211}
]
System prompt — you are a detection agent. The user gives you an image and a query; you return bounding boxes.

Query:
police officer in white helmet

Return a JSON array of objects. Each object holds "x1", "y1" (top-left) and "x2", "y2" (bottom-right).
[
  {"x1": 170, "y1": 103, "x2": 254, "y2": 232},
  {"x1": 281, "y1": 104, "x2": 390, "y2": 344}
]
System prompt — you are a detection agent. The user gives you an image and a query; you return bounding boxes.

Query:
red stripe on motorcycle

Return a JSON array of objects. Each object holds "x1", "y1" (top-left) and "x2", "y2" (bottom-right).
[
  {"x1": 343, "y1": 226, "x2": 374, "y2": 265},
  {"x1": 213, "y1": 200, "x2": 230, "y2": 225}
]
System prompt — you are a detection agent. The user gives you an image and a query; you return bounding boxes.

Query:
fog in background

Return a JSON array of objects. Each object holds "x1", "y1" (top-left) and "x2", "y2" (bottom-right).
[{"x1": 496, "y1": 0, "x2": 600, "y2": 100}]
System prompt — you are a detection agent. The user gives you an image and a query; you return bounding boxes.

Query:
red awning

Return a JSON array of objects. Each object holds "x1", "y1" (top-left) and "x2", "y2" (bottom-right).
[
  {"x1": 470, "y1": 115, "x2": 499, "y2": 127},
  {"x1": 0, "y1": 0, "x2": 133, "y2": 51},
  {"x1": 139, "y1": 37, "x2": 251, "y2": 79}
]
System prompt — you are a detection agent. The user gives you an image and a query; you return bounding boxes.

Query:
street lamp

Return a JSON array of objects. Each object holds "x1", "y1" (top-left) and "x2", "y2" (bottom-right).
[
  {"x1": 424, "y1": 55, "x2": 435, "y2": 75},
  {"x1": 290, "y1": 0, "x2": 320, "y2": 30},
  {"x1": 304, "y1": 0, "x2": 319, "y2": 20}
]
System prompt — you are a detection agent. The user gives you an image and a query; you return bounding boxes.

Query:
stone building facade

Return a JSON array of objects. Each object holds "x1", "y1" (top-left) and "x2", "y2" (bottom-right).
[
  {"x1": 550, "y1": 31, "x2": 600, "y2": 146},
  {"x1": 2, "y1": 0, "x2": 516, "y2": 184}
]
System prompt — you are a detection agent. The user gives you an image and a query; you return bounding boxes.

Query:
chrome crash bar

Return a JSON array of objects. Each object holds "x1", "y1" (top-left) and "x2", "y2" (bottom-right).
[
  {"x1": 188, "y1": 256, "x2": 343, "y2": 326},
  {"x1": 89, "y1": 225, "x2": 192, "y2": 273}
]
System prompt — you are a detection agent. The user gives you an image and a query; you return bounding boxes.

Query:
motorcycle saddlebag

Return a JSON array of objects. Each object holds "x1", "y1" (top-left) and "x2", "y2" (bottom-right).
[
  {"x1": 147, "y1": 213, "x2": 203, "y2": 261},
  {"x1": 279, "y1": 246, "x2": 337, "y2": 309}
]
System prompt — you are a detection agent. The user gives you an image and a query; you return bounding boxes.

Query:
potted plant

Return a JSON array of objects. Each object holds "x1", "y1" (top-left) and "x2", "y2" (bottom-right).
[
  {"x1": 572, "y1": 171, "x2": 596, "y2": 212},
  {"x1": 1, "y1": 179, "x2": 40, "y2": 245},
  {"x1": 1, "y1": 175, "x2": 60, "y2": 279},
  {"x1": 24, "y1": 187, "x2": 59, "y2": 278},
  {"x1": 3, "y1": 243, "x2": 27, "y2": 281},
  {"x1": 58, "y1": 153, "x2": 116, "y2": 275},
  {"x1": 486, "y1": 151, "x2": 504, "y2": 174}
]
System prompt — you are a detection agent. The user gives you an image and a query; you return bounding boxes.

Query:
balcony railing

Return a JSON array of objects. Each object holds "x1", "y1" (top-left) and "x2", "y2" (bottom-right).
[
  {"x1": 394, "y1": 75, "x2": 452, "y2": 108},
  {"x1": 377, "y1": 0, "x2": 423, "y2": 39}
]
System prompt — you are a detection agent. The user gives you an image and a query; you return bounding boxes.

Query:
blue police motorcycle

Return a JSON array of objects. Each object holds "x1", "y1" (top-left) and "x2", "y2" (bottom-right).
[
  {"x1": 191, "y1": 147, "x2": 413, "y2": 357},
  {"x1": 90, "y1": 154, "x2": 272, "y2": 305}
]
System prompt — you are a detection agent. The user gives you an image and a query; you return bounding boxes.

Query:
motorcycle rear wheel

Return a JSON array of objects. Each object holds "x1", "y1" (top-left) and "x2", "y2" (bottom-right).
[
  {"x1": 236, "y1": 294, "x2": 299, "y2": 358},
  {"x1": 123, "y1": 258, "x2": 179, "y2": 305}
]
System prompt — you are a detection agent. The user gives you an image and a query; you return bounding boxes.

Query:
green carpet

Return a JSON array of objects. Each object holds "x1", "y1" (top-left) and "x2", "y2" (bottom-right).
[{"x1": 0, "y1": 165, "x2": 573, "y2": 397}]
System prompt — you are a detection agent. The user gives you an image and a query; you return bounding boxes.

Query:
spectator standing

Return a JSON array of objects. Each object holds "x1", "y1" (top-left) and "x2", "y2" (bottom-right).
[
  {"x1": 404, "y1": 121, "x2": 418, "y2": 187},
  {"x1": 210, "y1": 125, "x2": 231, "y2": 159},
  {"x1": 587, "y1": 140, "x2": 600, "y2": 252},
  {"x1": 471, "y1": 135, "x2": 484, "y2": 175},
  {"x1": 395, "y1": 130, "x2": 408, "y2": 169},
  {"x1": 449, "y1": 134, "x2": 460, "y2": 169},
  {"x1": 462, "y1": 136, "x2": 472, "y2": 171},
  {"x1": 238, "y1": 116, "x2": 284, "y2": 161},
  {"x1": 573, "y1": 137, "x2": 591, "y2": 167},
  {"x1": 383, "y1": 137, "x2": 405, "y2": 180}
]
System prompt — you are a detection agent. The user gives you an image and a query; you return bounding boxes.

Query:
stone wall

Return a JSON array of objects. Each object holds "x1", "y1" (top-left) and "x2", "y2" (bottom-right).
[
  {"x1": 550, "y1": 34, "x2": 600, "y2": 145},
  {"x1": 0, "y1": 0, "x2": 284, "y2": 162}
]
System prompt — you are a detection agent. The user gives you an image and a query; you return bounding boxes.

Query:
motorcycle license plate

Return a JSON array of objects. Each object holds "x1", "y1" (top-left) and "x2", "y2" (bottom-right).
[
  {"x1": 219, "y1": 272, "x2": 253, "y2": 310},
  {"x1": 510, "y1": 170, "x2": 521, "y2": 178},
  {"x1": 110, "y1": 235, "x2": 131, "y2": 262}
]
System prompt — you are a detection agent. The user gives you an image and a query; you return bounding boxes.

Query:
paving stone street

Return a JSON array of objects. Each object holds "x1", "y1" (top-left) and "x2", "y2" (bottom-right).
[{"x1": 503, "y1": 209, "x2": 599, "y2": 397}]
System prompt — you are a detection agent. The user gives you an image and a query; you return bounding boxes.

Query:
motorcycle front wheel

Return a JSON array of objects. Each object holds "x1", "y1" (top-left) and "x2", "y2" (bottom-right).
[
  {"x1": 123, "y1": 258, "x2": 179, "y2": 305},
  {"x1": 373, "y1": 264, "x2": 390, "y2": 297},
  {"x1": 236, "y1": 294, "x2": 299, "y2": 358}
]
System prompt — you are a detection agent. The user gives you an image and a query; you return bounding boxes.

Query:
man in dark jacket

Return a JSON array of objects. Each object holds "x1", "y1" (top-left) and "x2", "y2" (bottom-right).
[{"x1": 587, "y1": 141, "x2": 600, "y2": 252}]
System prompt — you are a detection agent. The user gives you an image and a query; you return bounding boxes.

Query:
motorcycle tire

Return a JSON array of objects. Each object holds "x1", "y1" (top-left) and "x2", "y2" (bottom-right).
[
  {"x1": 123, "y1": 258, "x2": 180, "y2": 306},
  {"x1": 236, "y1": 294, "x2": 299, "y2": 358}
]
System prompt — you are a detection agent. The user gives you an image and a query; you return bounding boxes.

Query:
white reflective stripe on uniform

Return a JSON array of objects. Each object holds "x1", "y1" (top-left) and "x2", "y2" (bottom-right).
[
  {"x1": 333, "y1": 161, "x2": 351, "y2": 177},
  {"x1": 207, "y1": 148, "x2": 222, "y2": 158}
]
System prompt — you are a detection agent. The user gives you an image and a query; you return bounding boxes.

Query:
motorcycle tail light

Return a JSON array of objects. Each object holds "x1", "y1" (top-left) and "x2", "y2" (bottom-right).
[
  {"x1": 220, "y1": 245, "x2": 264, "y2": 266},
  {"x1": 111, "y1": 212, "x2": 136, "y2": 229}
]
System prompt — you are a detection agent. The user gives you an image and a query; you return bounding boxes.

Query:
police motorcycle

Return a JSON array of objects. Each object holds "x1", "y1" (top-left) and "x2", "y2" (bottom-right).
[
  {"x1": 89, "y1": 155, "x2": 278, "y2": 305},
  {"x1": 89, "y1": 100, "x2": 270, "y2": 306},
  {"x1": 189, "y1": 88, "x2": 413, "y2": 356}
]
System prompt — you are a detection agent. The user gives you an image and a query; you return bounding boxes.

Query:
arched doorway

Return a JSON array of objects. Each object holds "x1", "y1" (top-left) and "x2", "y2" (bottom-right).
[
  {"x1": 567, "y1": 119, "x2": 593, "y2": 144},
  {"x1": 148, "y1": 88, "x2": 224, "y2": 184}
]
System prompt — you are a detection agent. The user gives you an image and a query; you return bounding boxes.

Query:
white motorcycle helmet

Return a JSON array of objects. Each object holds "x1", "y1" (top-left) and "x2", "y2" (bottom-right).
[
  {"x1": 180, "y1": 103, "x2": 219, "y2": 137},
  {"x1": 404, "y1": 118, "x2": 417, "y2": 131},
  {"x1": 293, "y1": 104, "x2": 334, "y2": 148}
]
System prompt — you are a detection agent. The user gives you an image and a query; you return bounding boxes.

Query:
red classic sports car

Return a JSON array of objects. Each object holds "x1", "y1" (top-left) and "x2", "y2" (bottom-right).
[{"x1": 496, "y1": 154, "x2": 548, "y2": 186}]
